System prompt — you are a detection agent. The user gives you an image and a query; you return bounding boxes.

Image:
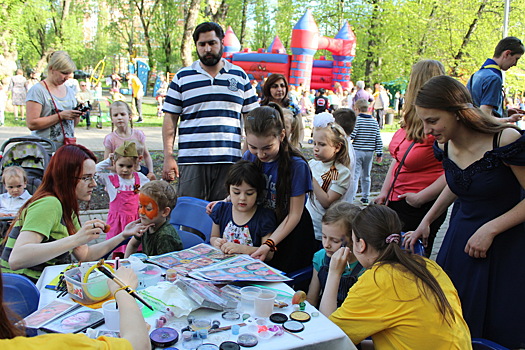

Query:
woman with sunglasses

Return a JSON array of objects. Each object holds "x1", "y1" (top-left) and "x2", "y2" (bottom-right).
[{"x1": 0, "y1": 144, "x2": 151, "y2": 282}]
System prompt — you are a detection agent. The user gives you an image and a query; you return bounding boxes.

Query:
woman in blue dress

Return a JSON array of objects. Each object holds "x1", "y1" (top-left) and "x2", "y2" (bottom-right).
[{"x1": 405, "y1": 75, "x2": 525, "y2": 348}]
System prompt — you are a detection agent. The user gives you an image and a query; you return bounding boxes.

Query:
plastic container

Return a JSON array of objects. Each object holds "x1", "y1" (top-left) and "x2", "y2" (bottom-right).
[
  {"x1": 136, "y1": 263, "x2": 162, "y2": 290},
  {"x1": 64, "y1": 267, "x2": 110, "y2": 304}
]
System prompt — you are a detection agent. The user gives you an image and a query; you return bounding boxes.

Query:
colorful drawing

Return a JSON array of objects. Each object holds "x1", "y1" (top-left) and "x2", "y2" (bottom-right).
[
  {"x1": 23, "y1": 300, "x2": 80, "y2": 328},
  {"x1": 147, "y1": 243, "x2": 235, "y2": 275},
  {"x1": 42, "y1": 307, "x2": 104, "y2": 334},
  {"x1": 189, "y1": 255, "x2": 291, "y2": 283}
]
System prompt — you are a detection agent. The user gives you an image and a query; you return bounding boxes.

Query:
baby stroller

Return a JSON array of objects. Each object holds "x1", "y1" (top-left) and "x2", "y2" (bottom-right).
[{"x1": 0, "y1": 136, "x2": 56, "y2": 237}]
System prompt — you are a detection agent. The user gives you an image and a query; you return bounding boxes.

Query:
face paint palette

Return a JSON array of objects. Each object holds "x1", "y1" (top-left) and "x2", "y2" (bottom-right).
[
  {"x1": 237, "y1": 333, "x2": 258, "y2": 347},
  {"x1": 269, "y1": 313, "x2": 288, "y2": 324},
  {"x1": 219, "y1": 341, "x2": 241, "y2": 350},
  {"x1": 282, "y1": 320, "x2": 304, "y2": 333},
  {"x1": 149, "y1": 327, "x2": 179, "y2": 348},
  {"x1": 290, "y1": 311, "x2": 311, "y2": 322}
]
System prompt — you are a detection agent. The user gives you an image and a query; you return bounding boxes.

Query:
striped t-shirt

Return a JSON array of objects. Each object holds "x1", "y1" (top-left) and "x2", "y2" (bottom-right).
[
  {"x1": 163, "y1": 59, "x2": 258, "y2": 165},
  {"x1": 350, "y1": 113, "x2": 383, "y2": 156}
]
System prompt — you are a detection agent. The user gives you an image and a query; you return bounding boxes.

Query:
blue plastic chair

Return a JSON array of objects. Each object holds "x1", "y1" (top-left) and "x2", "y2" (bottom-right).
[
  {"x1": 285, "y1": 266, "x2": 313, "y2": 287},
  {"x1": 179, "y1": 230, "x2": 206, "y2": 249},
  {"x1": 170, "y1": 196, "x2": 213, "y2": 243},
  {"x1": 400, "y1": 232, "x2": 425, "y2": 256},
  {"x1": 472, "y1": 338, "x2": 509, "y2": 350},
  {"x1": 2, "y1": 273, "x2": 40, "y2": 318}
]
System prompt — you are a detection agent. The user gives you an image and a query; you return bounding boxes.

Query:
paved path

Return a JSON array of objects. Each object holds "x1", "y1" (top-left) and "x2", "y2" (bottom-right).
[
  {"x1": 0, "y1": 126, "x2": 165, "y2": 152},
  {"x1": 0, "y1": 126, "x2": 394, "y2": 153}
]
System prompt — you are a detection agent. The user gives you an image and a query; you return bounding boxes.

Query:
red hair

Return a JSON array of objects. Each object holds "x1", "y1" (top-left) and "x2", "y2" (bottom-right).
[{"x1": 17, "y1": 144, "x2": 97, "y2": 235}]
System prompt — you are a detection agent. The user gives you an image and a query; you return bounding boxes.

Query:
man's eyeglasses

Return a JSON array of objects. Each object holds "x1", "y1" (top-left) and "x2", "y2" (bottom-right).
[{"x1": 76, "y1": 175, "x2": 97, "y2": 183}]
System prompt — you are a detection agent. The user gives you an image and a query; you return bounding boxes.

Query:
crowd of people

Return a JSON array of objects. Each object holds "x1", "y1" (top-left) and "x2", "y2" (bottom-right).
[{"x1": 1, "y1": 22, "x2": 524, "y2": 350}]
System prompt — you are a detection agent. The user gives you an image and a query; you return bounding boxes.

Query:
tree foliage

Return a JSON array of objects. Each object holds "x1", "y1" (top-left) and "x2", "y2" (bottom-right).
[{"x1": 2, "y1": 0, "x2": 525, "y2": 92}]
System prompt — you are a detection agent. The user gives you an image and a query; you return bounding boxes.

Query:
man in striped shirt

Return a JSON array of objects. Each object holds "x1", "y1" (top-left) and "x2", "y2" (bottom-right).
[
  {"x1": 349, "y1": 99, "x2": 383, "y2": 205},
  {"x1": 162, "y1": 22, "x2": 258, "y2": 201}
]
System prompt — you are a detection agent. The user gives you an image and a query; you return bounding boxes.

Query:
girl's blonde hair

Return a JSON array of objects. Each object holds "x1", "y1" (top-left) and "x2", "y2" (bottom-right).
[
  {"x1": 2, "y1": 166, "x2": 27, "y2": 184},
  {"x1": 402, "y1": 60, "x2": 445, "y2": 142},
  {"x1": 313, "y1": 123, "x2": 350, "y2": 167},
  {"x1": 109, "y1": 101, "x2": 133, "y2": 132},
  {"x1": 47, "y1": 51, "x2": 76, "y2": 74}
]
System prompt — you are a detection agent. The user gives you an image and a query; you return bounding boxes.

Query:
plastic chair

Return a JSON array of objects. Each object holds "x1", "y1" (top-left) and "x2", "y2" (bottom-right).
[
  {"x1": 179, "y1": 230, "x2": 206, "y2": 249},
  {"x1": 2, "y1": 273, "x2": 40, "y2": 318},
  {"x1": 285, "y1": 266, "x2": 313, "y2": 288},
  {"x1": 170, "y1": 196, "x2": 213, "y2": 243},
  {"x1": 400, "y1": 232, "x2": 425, "y2": 256},
  {"x1": 472, "y1": 338, "x2": 509, "y2": 350}
]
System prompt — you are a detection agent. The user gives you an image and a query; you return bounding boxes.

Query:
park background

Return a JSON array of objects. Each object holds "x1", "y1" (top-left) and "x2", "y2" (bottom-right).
[{"x1": 1, "y1": 0, "x2": 525, "y2": 91}]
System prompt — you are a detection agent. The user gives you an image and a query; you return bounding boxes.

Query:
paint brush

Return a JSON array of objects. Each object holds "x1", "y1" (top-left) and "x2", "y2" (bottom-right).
[
  {"x1": 283, "y1": 328, "x2": 304, "y2": 340},
  {"x1": 96, "y1": 264, "x2": 154, "y2": 311},
  {"x1": 209, "y1": 322, "x2": 247, "y2": 334},
  {"x1": 341, "y1": 243, "x2": 351, "y2": 270}
]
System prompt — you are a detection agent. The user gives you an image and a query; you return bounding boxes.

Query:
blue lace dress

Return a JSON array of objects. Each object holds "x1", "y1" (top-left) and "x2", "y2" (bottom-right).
[{"x1": 434, "y1": 133, "x2": 525, "y2": 348}]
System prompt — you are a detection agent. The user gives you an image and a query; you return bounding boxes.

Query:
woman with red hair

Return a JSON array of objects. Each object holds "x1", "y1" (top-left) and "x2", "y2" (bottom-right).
[{"x1": 0, "y1": 144, "x2": 149, "y2": 282}]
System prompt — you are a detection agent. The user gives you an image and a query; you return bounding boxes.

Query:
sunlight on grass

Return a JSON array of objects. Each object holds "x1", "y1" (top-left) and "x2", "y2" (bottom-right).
[{"x1": 2, "y1": 100, "x2": 165, "y2": 128}]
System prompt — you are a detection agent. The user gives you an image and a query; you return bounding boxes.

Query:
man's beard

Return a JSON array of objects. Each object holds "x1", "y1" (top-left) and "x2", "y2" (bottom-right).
[{"x1": 198, "y1": 46, "x2": 224, "y2": 67}]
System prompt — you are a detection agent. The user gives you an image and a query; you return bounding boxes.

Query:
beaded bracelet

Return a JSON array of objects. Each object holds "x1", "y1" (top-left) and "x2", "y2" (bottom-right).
[
  {"x1": 264, "y1": 238, "x2": 277, "y2": 252},
  {"x1": 113, "y1": 285, "x2": 131, "y2": 297}
]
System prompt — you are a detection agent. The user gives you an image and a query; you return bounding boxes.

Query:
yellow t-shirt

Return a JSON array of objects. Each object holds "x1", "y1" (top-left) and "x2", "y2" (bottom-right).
[
  {"x1": 1, "y1": 334, "x2": 132, "y2": 350},
  {"x1": 130, "y1": 76, "x2": 143, "y2": 98},
  {"x1": 329, "y1": 258, "x2": 472, "y2": 350}
]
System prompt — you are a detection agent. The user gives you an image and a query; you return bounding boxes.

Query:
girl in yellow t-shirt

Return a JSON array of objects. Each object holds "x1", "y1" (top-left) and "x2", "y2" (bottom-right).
[{"x1": 324, "y1": 205, "x2": 472, "y2": 350}]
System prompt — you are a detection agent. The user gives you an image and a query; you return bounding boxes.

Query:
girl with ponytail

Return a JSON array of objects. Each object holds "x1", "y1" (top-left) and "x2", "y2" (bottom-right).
[{"x1": 324, "y1": 205, "x2": 471, "y2": 349}]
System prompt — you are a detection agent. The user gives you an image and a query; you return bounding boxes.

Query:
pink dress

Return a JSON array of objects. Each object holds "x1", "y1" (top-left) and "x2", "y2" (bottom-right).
[
  {"x1": 105, "y1": 173, "x2": 140, "y2": 254},
  {"x1": 103, "y1": 129, "x2": 147, "y2": 152}
]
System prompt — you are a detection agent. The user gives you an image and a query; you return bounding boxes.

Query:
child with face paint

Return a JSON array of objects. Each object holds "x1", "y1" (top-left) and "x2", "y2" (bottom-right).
[
  {"x1": 96, "y1": 141, "x2": 149, "y2": 258},
  {"x1": 306, "y1": 202, "x2": 364, "y2": 309},
  {"x1": 125, "y1": 180, "x2": 182, "y2": 257},
  {"x1": 209, "y1": 160, "x2": 277, "y2": 257}
]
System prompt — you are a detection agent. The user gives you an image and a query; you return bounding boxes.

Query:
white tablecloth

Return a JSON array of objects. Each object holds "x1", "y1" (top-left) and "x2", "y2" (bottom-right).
[{"x1": 37, "y1": 264, "x2": 356, "y2": 350}]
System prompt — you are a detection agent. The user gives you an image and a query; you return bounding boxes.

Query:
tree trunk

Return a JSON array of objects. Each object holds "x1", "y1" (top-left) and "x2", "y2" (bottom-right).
[
  {"x1": 181, "y1": 0, "x2": 201, "y2": 67},
  {"x1": 134, "y1": 0, "x2": 161, "y2": 63},
  {"x1": 205, "y1": 0, "x2": 229, "y2": 23},
  {"x1": 364, "y1": 0, "x2": 381, "y2": 85},
  {"x1": 416, "y1": 3, "x2": 438, "y2": 56},
  {"x1": 240, "y1": 0, "x2": 248, "y2": 47},
  {"x1": 450, "y1": 0, "x2": 489, "y2": 77}
]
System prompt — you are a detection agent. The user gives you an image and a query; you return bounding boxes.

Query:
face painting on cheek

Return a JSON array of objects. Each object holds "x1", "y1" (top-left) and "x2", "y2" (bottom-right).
[{"x1": 139, "y1": 193, "x2": 159, "y2": 219}]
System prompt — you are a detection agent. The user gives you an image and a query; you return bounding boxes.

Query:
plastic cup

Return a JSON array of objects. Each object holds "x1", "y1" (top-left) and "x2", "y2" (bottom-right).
[
  {"x1": 102, "y1": 300, "x2": 120, "y2": 331},
  {"x1": 191, "y1": 318, "x2": 211, "y2": 331},
  {"x1": 254, "y1": 291, "x2": 276, "y2": 318},
  {"x1": 240, "y1": 286, "x2": 261, "y2": 313},
  {"x1": 166, "y1": 269, "x2": 178, "y2": 282}
]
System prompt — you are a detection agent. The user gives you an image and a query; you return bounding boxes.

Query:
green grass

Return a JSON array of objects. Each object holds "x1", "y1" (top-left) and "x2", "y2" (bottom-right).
[
  {"x1": 382, "y1": 121, "x2": 401, "y2": 132},
  {"x1": 3, "y1": 100, "x2": 165, "y2": 128}
]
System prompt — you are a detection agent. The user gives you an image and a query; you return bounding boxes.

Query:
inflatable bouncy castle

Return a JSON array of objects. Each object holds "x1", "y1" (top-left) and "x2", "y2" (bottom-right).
[{"x1": 223, "y1": 10, "x2": 356, "y2": 91}]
